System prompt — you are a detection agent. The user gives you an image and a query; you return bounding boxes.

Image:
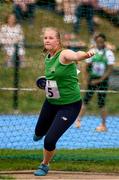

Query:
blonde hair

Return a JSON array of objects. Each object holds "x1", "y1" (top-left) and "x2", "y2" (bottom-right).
[{"x1": 42, "y1": 27, "x2": 62, "y2": 52}]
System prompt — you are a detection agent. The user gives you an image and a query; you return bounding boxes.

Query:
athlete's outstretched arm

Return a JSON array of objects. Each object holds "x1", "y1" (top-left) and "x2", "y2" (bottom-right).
[{"x1": 60, "y1": 49, "x2": 95, "y2": 63}]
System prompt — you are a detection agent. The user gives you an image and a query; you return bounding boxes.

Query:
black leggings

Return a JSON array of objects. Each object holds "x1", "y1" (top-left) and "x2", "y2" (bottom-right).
[{"x1": 35, "y1": 99, "x2": 82, "y2": 151}]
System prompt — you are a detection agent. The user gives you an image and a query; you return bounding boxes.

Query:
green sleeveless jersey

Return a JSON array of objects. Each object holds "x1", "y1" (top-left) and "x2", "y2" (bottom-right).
[
  {"x1": 88, "y1": 49, "x2": 108, "y2": 78},
  {"x1": 45, "y1": 51, "x2": 81, "y2": 105}
]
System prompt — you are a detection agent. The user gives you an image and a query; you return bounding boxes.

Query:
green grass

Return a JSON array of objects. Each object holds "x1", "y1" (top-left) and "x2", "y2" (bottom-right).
[
  {"x1": 0, "y1": 176, "x2": 15, "y2": 180},
  {"x1": 0, "y1": 149, "x2": 119, "y2": 173},
  {"x1": 1, "y1": 159, "x2": 119, "y2": 173}
]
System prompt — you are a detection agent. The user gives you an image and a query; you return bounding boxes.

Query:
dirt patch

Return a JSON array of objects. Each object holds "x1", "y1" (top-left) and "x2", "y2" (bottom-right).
[{"x1": 1, "y1": 171, "x2": 119, "y2": 180}]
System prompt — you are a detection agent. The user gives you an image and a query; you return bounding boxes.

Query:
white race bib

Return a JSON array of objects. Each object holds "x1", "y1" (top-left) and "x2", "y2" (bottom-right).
[
  {"x1": 92, "y1": 62, "x2": 105, "y2": 76},
  {"x1": 45, "y1": 80, "x2": 60, "y2": 99}
]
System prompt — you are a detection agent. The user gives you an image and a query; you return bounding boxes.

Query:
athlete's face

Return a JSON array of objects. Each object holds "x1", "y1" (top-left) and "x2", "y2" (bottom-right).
[
  {"x1": 96, "y1": 37, "x2": 105, "y2": 49},
  {"x1": 43, "y1": 30, "x2": 60, "y2": 51}
]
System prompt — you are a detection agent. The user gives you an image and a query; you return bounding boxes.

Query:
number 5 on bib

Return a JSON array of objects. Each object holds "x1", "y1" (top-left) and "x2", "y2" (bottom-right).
[{"x1": 45, "y1": 80, "x2": 60, "y2": 99}]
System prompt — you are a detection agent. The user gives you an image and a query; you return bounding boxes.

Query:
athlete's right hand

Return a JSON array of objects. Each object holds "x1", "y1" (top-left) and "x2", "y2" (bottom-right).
[{"x1": 86, "y1": 50, "x2": 95, "y2": 58}]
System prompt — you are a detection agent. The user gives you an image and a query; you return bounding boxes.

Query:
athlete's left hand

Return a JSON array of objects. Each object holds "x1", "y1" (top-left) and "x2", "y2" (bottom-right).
[{"x1": 91, "y1": 79, "x2": 101, "y2": 85}]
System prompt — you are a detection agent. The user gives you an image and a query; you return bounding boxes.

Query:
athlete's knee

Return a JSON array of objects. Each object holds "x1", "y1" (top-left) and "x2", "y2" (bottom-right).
[
  {"x1": 35, "y1": 125, "x2": 44, "y2": 137},
  {"x1": 83, "y1": 98, "x2": 89, "y2": 106},
  {"x1": 99, "y1": 106, "x2": 106, "y2": 112},
  {"x1": 98, "y1": 101, "x2": 105, "y2": 109},
  {"x1": 98, "y1": 99, "x2": 105, "y2": 109},
  {"x1": 83, "y1": 93, "x2": 92, "y2": 105},
  {"x1": 44, "y1": 136, "x2": 56, "y2": 151},
  {"x1": 35, "y1": 125, "x2": 40, "y2": 136}
]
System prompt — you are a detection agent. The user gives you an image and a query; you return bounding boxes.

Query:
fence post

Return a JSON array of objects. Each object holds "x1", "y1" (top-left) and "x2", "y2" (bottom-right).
[{"x1": 13, "y1": 44, "x2": 20, "y2": 111}]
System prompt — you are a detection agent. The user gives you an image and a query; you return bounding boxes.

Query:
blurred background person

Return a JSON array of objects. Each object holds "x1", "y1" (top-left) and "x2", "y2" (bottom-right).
[
  {"x1": 98, "y1": 0, "x2": 119, "y2": 27},
  {"x1": 0, "y1": 13, "x2": 25, "y2": 67},
  {"x1": 55, "y1": 0, "x2": 78, "y2": 23},
  {"x1": 73, "y1": 0, "x2": 98, "y2": 34},
  {"x1": 13, "y1": 0, "x2": 36, "y2": 25},
  {"x1": 55, "y1": 0, "x2": 64, "y2": 15},
  {"x1": 99, "y1": 0, "x2": 119, "y2": 14},
  {"x1": 75, "y1": 33, "x2": 115, "y2": 131},
  {"x1": 36, "y1": 0, "x2": 55, "y2": 11},
  {"x1": 63, "y1": 0, "x2": 78, "y2": 23}
]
